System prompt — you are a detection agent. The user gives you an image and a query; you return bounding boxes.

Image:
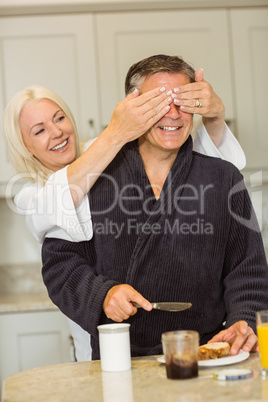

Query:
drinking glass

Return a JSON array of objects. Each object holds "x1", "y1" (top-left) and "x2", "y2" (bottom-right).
[
  {"x1": 161, "y1": 330, "x2": 199, "y2": 379},
  {"x1": 256, "y1": 310, "x2": 268, "y2": 377}
]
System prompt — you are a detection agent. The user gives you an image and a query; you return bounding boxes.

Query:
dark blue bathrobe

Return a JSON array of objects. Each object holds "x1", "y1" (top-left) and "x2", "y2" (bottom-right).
[{"x1": 42, "y1": 136, "x2": 268, "y2": 359}]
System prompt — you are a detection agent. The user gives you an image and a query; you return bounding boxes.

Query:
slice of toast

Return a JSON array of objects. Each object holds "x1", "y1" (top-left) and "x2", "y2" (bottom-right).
[{"x1": 198, "y1": 342, "x2": 231, "y2": 360}]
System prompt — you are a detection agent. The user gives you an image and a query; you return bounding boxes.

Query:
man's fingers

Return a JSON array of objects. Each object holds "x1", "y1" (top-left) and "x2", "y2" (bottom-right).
[
  {"x1": 207, "y1": 335, "x2": 222, "y2": 343},
  {"x1": 207, "y1": 330, "x2": 228, "y2": 344},
  {"x1": 103, "y1": 284, "x2": 152, "y2": 322},
  {"x1": 241, "y1": 333, "x2": 259, "y2": 353},
  {"x1": 208, "y1": 322, "x2": 258, "y2": 355},
  {"x1": 230, "y1": 330, "x2": 255, "y2": 355},
  {"x1": 238, "y1": 320, "x2": 249, "y2": 335},
  {"x1": 110, "y1": 312, "x2": 125, "y2": 322},
  {"x1": 131, "y1": 293, "x2": 152, "y2": 311},
  {"x1": 230, "y1": 332, "x2": 247, "y2": 355},
  {"x1": 208, "y1": 327, "x2": 236, "y2": 345}
]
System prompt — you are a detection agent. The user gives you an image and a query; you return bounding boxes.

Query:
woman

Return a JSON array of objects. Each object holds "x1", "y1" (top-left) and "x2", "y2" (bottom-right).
[{"x1": 3, "y1": 79, "x2": 245, "y2": 361}]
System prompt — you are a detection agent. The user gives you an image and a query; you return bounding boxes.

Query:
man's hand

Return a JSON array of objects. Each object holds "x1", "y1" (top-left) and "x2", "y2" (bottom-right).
[
  {"x1": 173, "y1": 69, "x2": 225, "y2": 145},
  {"x1": 208, "y1": 321, "x2": 259, "y2": 355},
  {"x1": 103, "y1": 284, "x2": 152, "y2": 322}
]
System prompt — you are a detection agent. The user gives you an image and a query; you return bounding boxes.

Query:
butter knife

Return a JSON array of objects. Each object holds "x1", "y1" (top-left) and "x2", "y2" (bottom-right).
[{"x1": 132, "y1": 302, "x2": 192, "y2": 312}]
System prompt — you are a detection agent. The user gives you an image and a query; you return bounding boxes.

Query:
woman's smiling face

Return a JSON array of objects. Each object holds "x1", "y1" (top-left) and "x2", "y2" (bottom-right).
[{"x1": 19, "y1": 99, "x2": 77, "y2": 172}]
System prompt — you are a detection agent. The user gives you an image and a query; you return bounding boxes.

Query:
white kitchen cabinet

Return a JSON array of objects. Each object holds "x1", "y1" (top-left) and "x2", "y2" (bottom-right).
[
  {"x1": 0, "y1": 310, "x2": 71, "y2": 394},
  {"x1": 95, "y1": 10, "x2": 234, "y2": 128},
  {"x1": 0, "y1": 6, "x2": 267, "y2": 195},
  {"x1": 0, "y1": 14, "x2": 100, "y2": 191},
  {"x1": 231, "y1": 8, "x2": 268, "y2": 170}
]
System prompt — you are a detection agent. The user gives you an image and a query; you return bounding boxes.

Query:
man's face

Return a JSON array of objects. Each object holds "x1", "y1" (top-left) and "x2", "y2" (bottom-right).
[{"x1": 139, "y1": 72, "x2": 193, "y2": 154}]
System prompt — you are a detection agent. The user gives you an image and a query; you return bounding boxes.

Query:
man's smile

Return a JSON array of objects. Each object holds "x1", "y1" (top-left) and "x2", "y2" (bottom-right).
[{"x1": 159, "y1": 126, "x2": 181, "y2": 132}]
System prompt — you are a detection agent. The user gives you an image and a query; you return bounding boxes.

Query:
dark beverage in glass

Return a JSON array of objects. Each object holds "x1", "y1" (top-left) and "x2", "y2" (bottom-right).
[
  {"x1": 161, "y1": 330, "x2": 199, "y2": 380},
  {"x1": 166, "y1": 358, "x2": 198, "y2": 379}
]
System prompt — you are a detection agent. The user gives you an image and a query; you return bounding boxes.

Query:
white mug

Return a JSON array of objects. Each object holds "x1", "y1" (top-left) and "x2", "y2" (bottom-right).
[{"x1": 97, "y1": 323, "x2": 131, "y2": 372}]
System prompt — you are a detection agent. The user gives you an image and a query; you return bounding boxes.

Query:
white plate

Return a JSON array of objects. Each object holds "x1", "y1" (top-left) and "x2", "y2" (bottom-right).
[{"x1": 157, "y1": 350, "x2": 250, "y2": 367}]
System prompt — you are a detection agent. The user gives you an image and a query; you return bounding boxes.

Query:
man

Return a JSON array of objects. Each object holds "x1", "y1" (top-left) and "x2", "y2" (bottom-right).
[{"x1": 42, "y1": 55, "x2": 268, "y2": 359}]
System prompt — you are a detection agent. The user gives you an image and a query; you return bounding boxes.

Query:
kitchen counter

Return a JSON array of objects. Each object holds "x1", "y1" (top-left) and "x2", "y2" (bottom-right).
[
  {"x1": 0, "y1": 292, "x2": 56, "y2": 313},
  {"x1": 2, "y1": 353, "x2": 268, "y2": 401},
  {"x1": 0, "y1": 263, "x2": 56, "y2": 313},
  {"x1": 0, "y1": 262, "x2": 72, "y2": 396}
]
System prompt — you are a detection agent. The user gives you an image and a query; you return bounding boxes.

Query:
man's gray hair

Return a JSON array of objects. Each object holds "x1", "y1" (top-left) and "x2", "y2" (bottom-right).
[{"x1": 125, "y1": 54, "x2": 196, "y2": 95}]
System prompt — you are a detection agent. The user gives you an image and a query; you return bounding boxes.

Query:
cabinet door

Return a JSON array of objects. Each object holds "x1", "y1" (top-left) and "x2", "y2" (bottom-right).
[
  {"x1": 0, "y1": 310, "x2": 71, "y2": 385},
  {"x1": 96, "y1": 10, "x2": 234, "y2": 127},
  {"x1": 231, "y1": 8, "x2": 268, "y2": 169},
  {"x1": 0, "y1": 14, "x2": 99, "y2": 187}
]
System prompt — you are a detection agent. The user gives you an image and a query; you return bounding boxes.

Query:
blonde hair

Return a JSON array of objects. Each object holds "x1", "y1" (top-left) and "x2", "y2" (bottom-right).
[{"x1": 3, "y1": 85, "x2": 81, "y2": 185}]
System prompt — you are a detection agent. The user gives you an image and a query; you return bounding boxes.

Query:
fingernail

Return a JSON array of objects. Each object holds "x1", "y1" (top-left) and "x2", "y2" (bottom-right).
[
  {"x1": 166, "y1": 90, "x2": 172, "y2": 95},
  {"x1": 167, "y1": 96, "x2": 172, "y2": 102},
  {"x1": 160, "y1": 86, "x2": 166, "y2": 92},
  {"x1": 174, "y1": 88, "x2": 179, "y2": 93},
  {"x1": 165, "y1": 105, "x2": 170, "y2": 111},
  {"x1": 171, "y1": 93, "x2": 177, "y2": 98},
  {"x1": 133, "y1": 88, "x2": 138, "y2": 94},
  {"x1": 243, "y1": 346, "x2": 249, "y2": 352},
  {"x1": 174, "y1": 98, "x2": 180, "y2": 104},
  {"x1": 180, "y1": 105, "x2": 185, "y2": 110},
  {"x1": 231, "y1": 347, "x2": 238, "y2": 355}
]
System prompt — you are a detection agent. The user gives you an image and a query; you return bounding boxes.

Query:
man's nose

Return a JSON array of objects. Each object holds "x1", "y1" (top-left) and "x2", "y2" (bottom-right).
[{"x1": 165, "y1": 102, "x2": 181, "y2": 119}]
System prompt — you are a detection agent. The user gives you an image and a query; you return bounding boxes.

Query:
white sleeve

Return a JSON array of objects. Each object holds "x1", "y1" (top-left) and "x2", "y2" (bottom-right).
[
  {"x1": 192, "y1": 117, "x2": 246, "y2": 170},
  {"x1": 14, "y1": 167, "x2": 93, "y2": 243}
]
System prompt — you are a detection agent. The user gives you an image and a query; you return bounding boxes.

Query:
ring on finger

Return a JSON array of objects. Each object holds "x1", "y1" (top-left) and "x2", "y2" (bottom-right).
[{"x1": 195, "y1": 99, "x2": 202, "y2": 108}]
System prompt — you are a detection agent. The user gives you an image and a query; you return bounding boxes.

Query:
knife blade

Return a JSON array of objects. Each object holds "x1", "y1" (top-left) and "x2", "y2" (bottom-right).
[{"x1": 132, "y1": 302, "x2": 192, "y2": 312}]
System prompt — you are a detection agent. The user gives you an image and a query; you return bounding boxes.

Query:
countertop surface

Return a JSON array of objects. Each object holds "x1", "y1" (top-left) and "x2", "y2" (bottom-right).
[
  {"x1": 2, "y1": 353, "x2": 268, "y2": 402},
  {"x1": 0, "y1": 263, "x2": 56, "y2": 313},
  {"x1": 0, "y1": 292, "x2": 56, "y2": 313}
]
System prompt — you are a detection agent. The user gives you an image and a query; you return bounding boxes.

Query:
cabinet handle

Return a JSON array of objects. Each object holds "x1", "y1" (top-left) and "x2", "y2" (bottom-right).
[
  {"x1": 88, "y1": 119, "x2": 94, "y2": 128},
  {"x1": 88, "y1": 119, "x2": 95, "y2": 137}
]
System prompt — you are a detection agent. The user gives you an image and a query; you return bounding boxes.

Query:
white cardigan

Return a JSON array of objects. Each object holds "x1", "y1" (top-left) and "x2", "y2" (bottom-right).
[{"x1": 15, "y1": 119, "x2": 246, "y2": 244}]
